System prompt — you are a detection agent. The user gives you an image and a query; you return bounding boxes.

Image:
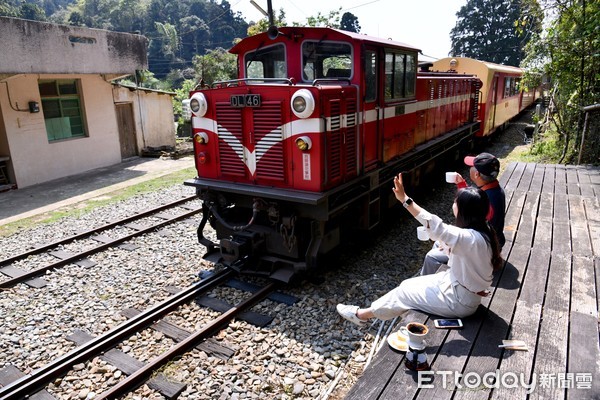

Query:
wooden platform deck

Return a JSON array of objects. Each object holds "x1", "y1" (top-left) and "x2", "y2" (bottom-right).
[{"x1": 345, "y1": 162, "x2": 600, "y2": 400}]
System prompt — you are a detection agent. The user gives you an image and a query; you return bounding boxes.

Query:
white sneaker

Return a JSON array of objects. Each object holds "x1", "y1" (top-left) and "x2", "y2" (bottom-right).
[{"x1": 336, "y1": 304, "x2": 366, "y2": 326}]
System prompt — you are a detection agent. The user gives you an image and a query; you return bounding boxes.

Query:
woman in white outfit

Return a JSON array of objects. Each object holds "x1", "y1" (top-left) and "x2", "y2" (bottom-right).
[{"x1": 337, "y1": 172, "x2": 502, "y2": 326}]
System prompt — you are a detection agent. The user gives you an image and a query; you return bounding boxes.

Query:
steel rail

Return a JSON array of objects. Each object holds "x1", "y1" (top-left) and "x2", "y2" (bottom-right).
[
  {"x1": 0, "y1": 195, "x2": 198, "y2": 268},
  {"x1": 97, "y1": 279, "x2": 279, "y2": 399},
  {"x1": 0, "y1": 269, "x2": 235, "y2": 400},
  {"x1": 0, "y1": 206, "x2": 202, "y2": 288}
]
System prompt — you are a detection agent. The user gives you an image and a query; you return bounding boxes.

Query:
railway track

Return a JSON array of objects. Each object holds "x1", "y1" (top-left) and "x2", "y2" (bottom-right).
[
  {"x1": 0, "y1": 268, "x2": 285, "y2": 399},
  {"x1": 0, "y1": 195, "x2": 202, "y2": 289}
]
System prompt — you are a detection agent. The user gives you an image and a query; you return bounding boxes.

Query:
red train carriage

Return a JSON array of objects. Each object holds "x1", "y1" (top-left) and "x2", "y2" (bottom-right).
[{"x1": 184, "y1": 26, "x2": 481, "y2": 281}]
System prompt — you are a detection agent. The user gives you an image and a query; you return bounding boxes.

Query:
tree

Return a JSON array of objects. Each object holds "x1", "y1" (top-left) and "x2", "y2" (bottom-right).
[
  {"x1": 339, "y1": 12, "x2": 360, "y2": 33},
  {"x1": 192, "y1": 47, "x2": 237, "y2": 85},
  {"x1": 449, "y1": 0, "x2": 542, "y2": 66},
  {"x1": 20, "y1": 3, "x2": 47, "y2": 20},
  {"x1": 305, "y1": 8, "x2": 342, "y2": 28},
  {"x1": 521, "y1": 0, "x2": 600, "y2": 164}
]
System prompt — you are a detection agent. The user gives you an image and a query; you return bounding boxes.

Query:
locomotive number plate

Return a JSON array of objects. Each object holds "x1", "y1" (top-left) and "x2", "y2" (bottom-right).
[{"x1": 230, "y1": 94, "x2": 261, "y2": 108}]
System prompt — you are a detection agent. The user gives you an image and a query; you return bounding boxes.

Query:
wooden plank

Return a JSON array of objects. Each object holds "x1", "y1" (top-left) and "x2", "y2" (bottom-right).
[
  {"x1": 196, "y1": 296, "x2": 273, "y2": 327},
  {"x1": 503, "y1": 189, "x2": 527, "y2": 245},
  {"x1": 569, "y1": 195, "x2": 593, "y2": 258},
  {"x1": 537, "y1": 192, "x2": 554, "y2": 224},
  {"x1": 0, "y1": 365, "x2": 57, "y2": 400},
  {"x1": 527, "y1": 163, "x2": 545, "y2": 193},
  {"x1": 566, "y1": 167, "x2": 581, "y2": 195},
  {"x1": 414, "y1": 307, "x2": 490, "y2": 399},
  {"x1": 0, "y1": 266, "x2": 48, "y2": 288},
  {"x1": 492, "y1": 247, "x2": 551, "y2": 399},
  {"x1": 567, "y1": 255, "x2": 600, "y2": 399},
  {"x1": 120, "y1": 308, "x2": 235, "y2": 360},
  {"x1": 224, "y1": 279, "x2": 299, "y2": 305},
  {"x1": 514, "y1": 192, "x2": 540, "y2": 247},
  {"x1": 499, "y1": 162, "x2": 518, "y2": 188},
  {"x1": 554, "y1": 192, "x2": 570, "y2": 222},
  {"x1": 74, "y1": 258, "x2": 96, "y2": 268},
  {"x1": 530, "y1": 254, "x2": 571, "y2": 400},
  {"x1": 90, "y1": 234, "x2": 114, "y2": 244},
  {"x1": 553, "y1": 221, "x2": 572, "y2": 258},
  {"x1": 344, "y1": 310, "x2": 428, "y2": 400},
  {"x1": 48, "y1": 250, "x2": 76, "y2": 260},
  {"x1": 516, "y1": 162, "x2": 536, "y2": 191},
  {"x1": 452, "y1": 242, "x2": 531, "y2": 400},
  {"x1": 577, "y1": 168, "x2": 595, "y2": 197},
  {"x1": 379, "y1": 315, "x2": 450, "y2": 399},
  {"x1": 504, "y1": 162, "x2": 526, "y2": 193},
  {"x1": 554, "y1": 165, "x2": 567, "y2": 194},
  {"x1": 542, "y1": 164, "x2": 556, "y2": 194},
  {"x1": 583, "y1": 196, "x2": 600, "y2": 224},
  {"x1": 67, "y1": 330, "x2": 186, "y2": 399}
]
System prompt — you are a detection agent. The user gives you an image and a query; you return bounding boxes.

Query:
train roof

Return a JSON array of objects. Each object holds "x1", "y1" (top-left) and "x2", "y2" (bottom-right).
[
  {"x1": 432, "y1": 57, "x2": 523, "y2": 75},
  {"x1": 229, "y1": 26, "x2": 421, "y2": 55}
]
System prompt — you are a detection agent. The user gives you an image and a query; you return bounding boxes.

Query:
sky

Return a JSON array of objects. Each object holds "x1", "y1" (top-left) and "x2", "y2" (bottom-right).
[{"x1": 229, "y1": 0, "x2": 468, "y2": 60}]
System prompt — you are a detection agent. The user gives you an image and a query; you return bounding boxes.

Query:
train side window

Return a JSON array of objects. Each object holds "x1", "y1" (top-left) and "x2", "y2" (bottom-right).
[
  {"x1": 365, "y1": 51, "x2": 377, "y2": 102},
  {"x1": 302, "y1": 41, "x2": 352, "y2": 82},
  {"x1": 384, "y1": 50, "x2": 417, "y2": 101},
  {"x1": 245, "y1": 44, "x2": 287, "y2": 79}
]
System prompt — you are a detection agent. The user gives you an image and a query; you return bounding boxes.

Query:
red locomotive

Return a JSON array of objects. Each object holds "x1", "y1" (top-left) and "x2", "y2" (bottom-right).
[{"x1": 184, "y1": 25, "x2": 482, "y2": 282}]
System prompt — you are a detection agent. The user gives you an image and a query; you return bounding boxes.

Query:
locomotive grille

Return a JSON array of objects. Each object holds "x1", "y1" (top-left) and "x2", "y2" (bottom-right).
[
  {"x1": 345, "y1": 100, "x2": 357, "y2": 174},
  {"x1": 216, "y1": 103, "x2": 245, "y2": 177},
  {"x1": 253, "y1": 101, "x2": 284, "y2": 181},
  {"x1": 328, "y1": 100, "x2": 342, "y2": 180}
]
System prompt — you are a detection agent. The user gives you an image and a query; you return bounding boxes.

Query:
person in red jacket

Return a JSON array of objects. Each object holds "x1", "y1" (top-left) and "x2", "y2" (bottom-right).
[{"x1": 420, "y1": 152, "x2": 505, "y2": 275}]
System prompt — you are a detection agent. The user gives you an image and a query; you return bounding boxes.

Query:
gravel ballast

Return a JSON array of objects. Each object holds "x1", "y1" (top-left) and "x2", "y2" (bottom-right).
[{"x1": 0, "y1": 116, "x2": 532, "y2": 399}]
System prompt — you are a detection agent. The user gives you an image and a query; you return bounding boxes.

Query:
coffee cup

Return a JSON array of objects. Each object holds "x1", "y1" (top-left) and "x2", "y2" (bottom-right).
[
  {"x1": 445, "y1": 171, "x2": 458, "y2": 183},
  {"x1": 417, "y1": 226, "x2": 429, "y2": 241},
  {"x1": 399, "y1": 322, "x2": 429, "y2": 349}
]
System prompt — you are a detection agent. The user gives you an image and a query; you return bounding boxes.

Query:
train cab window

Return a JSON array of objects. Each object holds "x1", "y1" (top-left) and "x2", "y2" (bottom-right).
[
  {"x1": 384, "y1": 51, "x2": 417, "y2": 101},
  {"x1": 365, "y1": 50, "x2": 377, "y2": 102},
  {"x1": 245, "y1": 44, "x2": 287, "y2": 79},
  {"x1": 302, "y1": 41, "x2": 352, "y2": 82}
]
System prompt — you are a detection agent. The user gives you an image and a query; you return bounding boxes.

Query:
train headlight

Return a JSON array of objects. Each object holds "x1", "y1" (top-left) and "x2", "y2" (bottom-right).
[
  {"x1": 291, "y1": 89, "x2": 315, "y2": 118},
  {"x1": 295, "y1": 136, "x2": 312, "y2": 151},
  {"x1": 190, "y1": 92, "x2": 208, "y2": 117},
  {"x1": 194, "y1": 132, "x2": 209, "y2": 144}
]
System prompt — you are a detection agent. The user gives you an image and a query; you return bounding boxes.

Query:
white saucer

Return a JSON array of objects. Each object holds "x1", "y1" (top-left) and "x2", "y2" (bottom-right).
[{"x1": 387, "y1": 330, "x2": 409, "y2": 352}]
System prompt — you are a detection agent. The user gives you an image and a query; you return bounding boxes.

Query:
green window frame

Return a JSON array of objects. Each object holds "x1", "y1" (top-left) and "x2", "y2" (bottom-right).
[
  {"x1": 384, "y1": 50, "x2": 416, "y2": 101},
  {"x1": 39, "y1": 80, "x2": 86, "y2": 141}
]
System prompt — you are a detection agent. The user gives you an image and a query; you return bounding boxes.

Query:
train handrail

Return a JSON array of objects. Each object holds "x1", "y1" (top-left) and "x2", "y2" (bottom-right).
[{"x1": 211, "y1": 77, "x2": 294, "y2": 88}]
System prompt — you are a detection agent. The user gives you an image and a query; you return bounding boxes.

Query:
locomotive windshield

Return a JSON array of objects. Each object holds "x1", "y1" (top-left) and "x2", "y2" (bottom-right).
[
  {"x1": 302, "y1": 41, "x2": 352, "y2": 81},
  {"x1": 244, "y1": 44, "x2": 287, "y2": 79}
]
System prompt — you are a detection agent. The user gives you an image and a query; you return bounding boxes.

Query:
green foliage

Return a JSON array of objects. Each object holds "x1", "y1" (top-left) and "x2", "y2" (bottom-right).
[
  {"x1": 173, "y1": 79, "x2": 198, "y2": 123},
  {"x1": 450, "y1": 0, "x2": 542, "y2": 65},
  {"x1": 247, "y1": 8, "x2": 286, "y2": 36},
  {"x1": 305, "y1": 8, "x2": 342, "y2": 28},
  {"x1": 339, "y1": 12, "x2": 360, "y2": 33},
  {"x1": 521, "y1": 0, "x2": 600, "y2": 164},
  {"x1": 192, "y1": 47, "x2": 237, "y2": 85}
]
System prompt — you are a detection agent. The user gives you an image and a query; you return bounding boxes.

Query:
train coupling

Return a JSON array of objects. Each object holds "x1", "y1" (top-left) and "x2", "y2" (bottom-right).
[{"x1": 220, "y1": 230, "x2": 265, "y2": 266}]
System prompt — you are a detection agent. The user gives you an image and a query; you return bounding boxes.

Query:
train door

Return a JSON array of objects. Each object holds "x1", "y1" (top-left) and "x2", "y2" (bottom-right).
[
  {"x1": 362, "y1": 48, "x2": 381, "y2": 171},
  {"x1": 486, "y1": 75, "x2": 498, "y2": 135}
]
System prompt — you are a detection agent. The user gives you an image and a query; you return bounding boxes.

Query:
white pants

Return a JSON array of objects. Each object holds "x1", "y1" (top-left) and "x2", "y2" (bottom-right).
[{"x1": 369, "y1": 269, "x2": 481, "y2": 320}]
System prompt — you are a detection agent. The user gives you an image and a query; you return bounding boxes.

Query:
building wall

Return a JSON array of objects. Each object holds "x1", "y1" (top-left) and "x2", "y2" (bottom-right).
[
  {"x1": 112, "y1": 86, "x2": 176, "y2": 150},
  {"x1": 0, "y1": 74, "x2": 121, "y2": 188},
  {"x1": 0, "y1": 17, "x2": 147, "y2": 75}
]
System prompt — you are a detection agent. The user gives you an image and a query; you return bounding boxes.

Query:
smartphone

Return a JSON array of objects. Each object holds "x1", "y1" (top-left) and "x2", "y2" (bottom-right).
[{"x1": 434, "y1": 319, "x2": 463, "y2": 329}]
